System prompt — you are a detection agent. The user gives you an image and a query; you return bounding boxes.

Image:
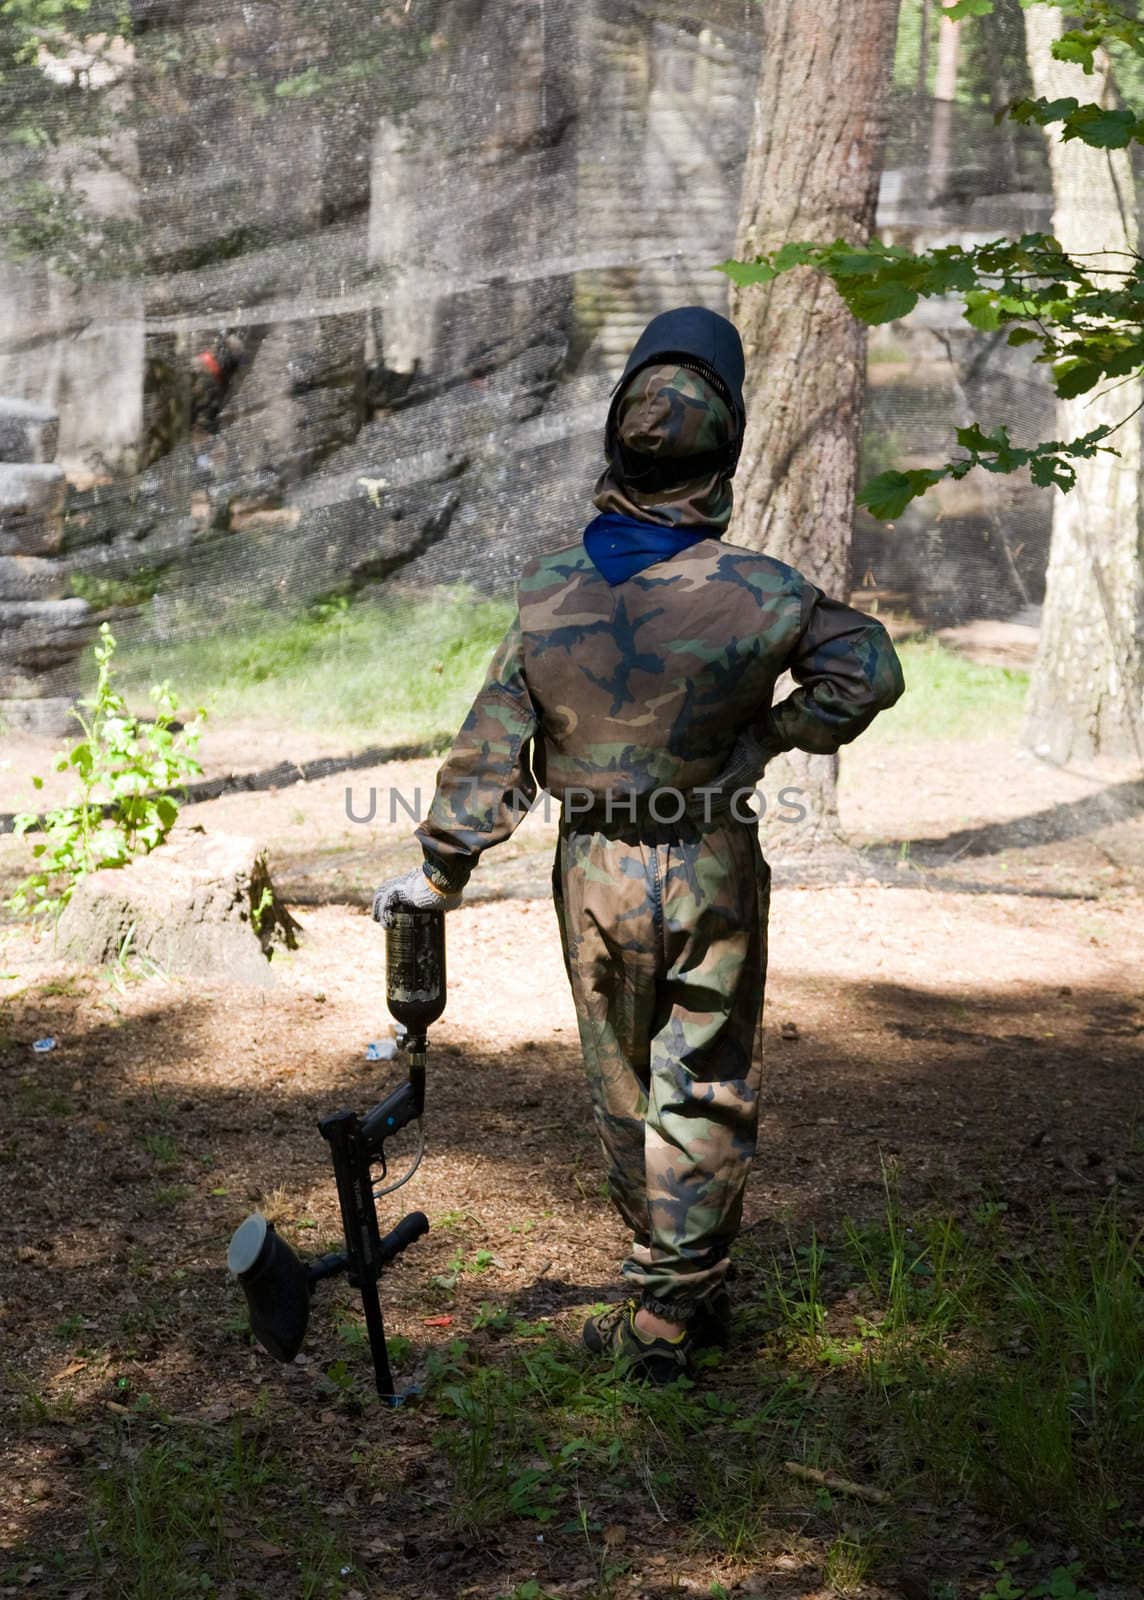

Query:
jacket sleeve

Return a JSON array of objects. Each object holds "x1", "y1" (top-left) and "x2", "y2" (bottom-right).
[
  {"x1": 769, "y1": 584, "x2": 905, "y2": 755},
  {"x1": 416, "y1": 610, "x2": 540, "y2": 893}
]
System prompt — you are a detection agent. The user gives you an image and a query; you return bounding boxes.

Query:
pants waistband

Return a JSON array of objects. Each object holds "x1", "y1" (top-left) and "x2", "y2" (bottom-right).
[{"x1": 563, "y1": 785, "x2": 756, "y2": 830}]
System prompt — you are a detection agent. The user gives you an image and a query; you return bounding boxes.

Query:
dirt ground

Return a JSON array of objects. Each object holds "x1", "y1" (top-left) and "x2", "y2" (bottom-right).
[{"x1": 1, "y1": 722, "x2": 1142, "y2": 1599}]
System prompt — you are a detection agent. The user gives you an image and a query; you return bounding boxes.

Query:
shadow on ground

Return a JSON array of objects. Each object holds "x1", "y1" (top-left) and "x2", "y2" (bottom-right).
[{"x1": 2, "y1": 954, "x2": 1142, "y2": 1596}]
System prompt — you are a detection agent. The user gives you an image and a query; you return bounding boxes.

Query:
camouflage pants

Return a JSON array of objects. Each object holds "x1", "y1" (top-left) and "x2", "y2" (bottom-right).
[{"x1": 552, "y1": 813, "x2": 769, "y2": 1320}]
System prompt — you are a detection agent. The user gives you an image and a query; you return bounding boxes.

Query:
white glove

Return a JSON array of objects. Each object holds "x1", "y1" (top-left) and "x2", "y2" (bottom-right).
[{"x1": 371, "y1": 865, "x2": 462, "y2": 927}]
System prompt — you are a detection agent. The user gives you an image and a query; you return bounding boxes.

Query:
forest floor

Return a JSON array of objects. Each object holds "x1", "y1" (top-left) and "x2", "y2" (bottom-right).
[{"x1": 1, "y1": 719, "x2": 1142, "y2": 1600}]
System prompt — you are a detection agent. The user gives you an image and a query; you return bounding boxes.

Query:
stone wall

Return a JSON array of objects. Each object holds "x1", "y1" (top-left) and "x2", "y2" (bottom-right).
[
  {"x1": 0, "y1": 399, "x2": 91, "y2": 734},
  {"x1": 0, "y1": 1, "x2": 1064, "y2": 696}
]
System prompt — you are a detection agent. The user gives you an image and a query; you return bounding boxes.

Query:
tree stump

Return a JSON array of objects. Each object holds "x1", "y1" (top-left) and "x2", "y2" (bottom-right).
[{"x1": 56, "y1": 829, "x2": 301, "y2": 985}]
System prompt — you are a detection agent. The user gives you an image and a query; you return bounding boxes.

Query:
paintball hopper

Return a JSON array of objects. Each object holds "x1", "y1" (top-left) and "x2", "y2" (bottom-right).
[
  {"x1": 226, "y1": 1213, "x2": 322, "y2": 1363},
  {"x1": 226, "y1": 908, "x2": 446, "y2": 1402}
]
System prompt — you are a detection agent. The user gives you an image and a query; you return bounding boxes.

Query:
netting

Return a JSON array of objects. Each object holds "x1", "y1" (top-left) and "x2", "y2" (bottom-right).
[{"x1": 0, "y1": 0, "x2": 1131, "y2": 722}]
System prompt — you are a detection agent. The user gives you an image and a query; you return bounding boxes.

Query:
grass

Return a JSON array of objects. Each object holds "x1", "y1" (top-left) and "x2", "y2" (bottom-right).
[
  {"x1": 106, "y1": 587, "x2": 514, "y2": 744},
  {"x1": 82, "y1": 1414, "x2": 360, "y2": 1600},
  {"x1": 102, "y1": 590, "x2": 1021, "y2": 751},
  {"x1": 7, "y1": 1192, "x2": 1141, "y2": 1596},
  {"x1": 70, "y1": 569, "x2": 165, "y2": 610},
  {"x1": 411, "y1": 1185, "x2": 1143, "y2": 1588},
  {"x1": 140, "y1": 1132, "x2": 179, "y2": 1170},
  {"x1": 866, "y1": 634, "x2": 1030, "y2": 744}
]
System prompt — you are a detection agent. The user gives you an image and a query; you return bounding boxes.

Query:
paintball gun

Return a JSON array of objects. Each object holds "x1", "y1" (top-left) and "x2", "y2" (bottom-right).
[{"x1": 226, "y1": 906, "x2": 446, "y2": 1403}]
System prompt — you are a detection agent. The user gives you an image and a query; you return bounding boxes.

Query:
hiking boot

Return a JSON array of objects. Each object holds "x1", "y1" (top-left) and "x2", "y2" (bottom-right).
[
  {"x1": 582, "y1": 1299, "x2": 692, "y2": 1385},
  {"x1": 689, "y1": 1285, "x2": 733, "y2": 1351}
]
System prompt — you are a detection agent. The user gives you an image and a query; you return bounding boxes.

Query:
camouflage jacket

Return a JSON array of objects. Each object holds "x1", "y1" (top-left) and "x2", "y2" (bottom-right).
[{"x1": 417, "y1": 538, "x2": 904, "y2": 891}]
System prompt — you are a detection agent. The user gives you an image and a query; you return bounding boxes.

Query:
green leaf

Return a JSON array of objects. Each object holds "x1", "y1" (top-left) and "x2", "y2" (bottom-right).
[
  {"x1": 1029, "y1": 455, "x2": 1077, "y2": 491},
  {"x1": 955, "y1": 420, "x2": 1007, "y2": 453},
  {"x1": 1015, "y1": 94, "x2": 1079, "y2": 125},
  {"x1": 858, "y1": 468, "x2": 945, "y2": 520},
  {"x1": 772, "y1": 241, "x2": 816, "y2": 272},
  {"x1": 965, "y1": 290, "x2": 1006, "y2": 331},
  {"x1": 838, "y1": 278, "x2": 919, "y2": 325},
  {"x1": 716, "y1": 257, "x2": 778, "y2": 288},
  {"x1": 1051, "y1": 30, "x2": 1100, "y2": 73},
  {"x1": 717, "y1": 242, "x2": 817, "y2": 289},
  {"x1": 1054, "y1": 361, "x2": 1102, "y2": 398},
  {"x1": 1006, "y1": 327, "x2": 1040, "y2": 347},
  {"x1": 942, "y1": 0, "x2": 993, "y2": 16},
  {"x1": 923, "y1": 252, "x2": 979, "y2": 294},
  {"x1": 1063, "y1": 104, "x2": 1136, "y2": 148},
  {"x1": 827, "y1": 245, "x2": 908, "y2": 277}
]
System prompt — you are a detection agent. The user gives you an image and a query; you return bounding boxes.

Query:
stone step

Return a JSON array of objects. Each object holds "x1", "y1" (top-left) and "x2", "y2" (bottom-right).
[
  {"x1": 0, "y1": 597, "x2": 93, "y2": 698},
  {"x1": 0, "y1": 463, "x2": 68, "y2": 555},
  {"x1": 0, "y1": 554, "x2": 72, "y2": 602},
  {"x1": 0, "y1": 697, "x2": 79, "y2": 737},
  {"x1": 0, "y1": 398, "x2": 59, "y2": 465}
]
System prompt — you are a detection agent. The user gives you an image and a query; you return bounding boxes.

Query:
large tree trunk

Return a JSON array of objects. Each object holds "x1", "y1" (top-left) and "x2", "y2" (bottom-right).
[
  {"x1": 927, "y1": 11, "x2": 960, "y2": 203},
  {"x1": 729, "y1": 0, "x2": 900, "y2": 840},
  {"x1": 1022, "y1": 10, "x2": 1144, "y2": 768}
]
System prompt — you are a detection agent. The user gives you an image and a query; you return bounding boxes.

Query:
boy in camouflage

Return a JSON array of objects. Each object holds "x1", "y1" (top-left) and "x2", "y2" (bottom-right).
[{"x1": 374, "y1": 307, "x2": 904, "y2": 1383}]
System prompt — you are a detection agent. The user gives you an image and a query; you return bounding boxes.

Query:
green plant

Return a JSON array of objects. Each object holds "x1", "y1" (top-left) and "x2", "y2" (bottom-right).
[
  {"x1": 322, "y1": 1358, "x2": 356, "y2": 1397},
  {"x1": 436, "y1": 1207, "x2": 476, "y2": 1229},
  {"x1": 7, "y1": 623, "x2": 205, "y2": 922},
  {"x1": 141, "y1": 1132, "x2": 179, "y2": 1170},
  {"x1": 106, "y1": 921, "x2": 168, "y2": 992},
  {"x1": 249, "y1": 885, "x2": 274, "y2": 936},
  {"x1": 432, "y1": 1245, "x2": 498, "y2": 1292},
  {"x1": 983, "y1": 1560, "x2": 1097, "y2": 1600},
  {"x1": 69, "y1": 569, "x2": 164, "y2": 610},
  {"x1": 3, "y1": 176, "x2": 140, "y2": 280},
  {"x1": 722, "y1": 1, "x2": 1144, "y2": 519},
  {"x1": 5, "y1": 1363, "x2": 75, "y2": 1427},
  {"x1": 824, "y1": 1534, "x2": 876, "y2": 1593},
  {"x1": 2, "y1": 0, "x2": 94, "y2": 65},
  {"x1": 768, "y1": 1229, "x2": 828, "y2": 1348},
  {"x1": 85, "y1": 1420, "x2": 360, "y2": 1599}
]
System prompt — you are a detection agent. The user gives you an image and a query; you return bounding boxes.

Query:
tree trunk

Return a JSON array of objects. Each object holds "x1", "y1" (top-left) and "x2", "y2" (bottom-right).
[
  {"x1": 927, "y1": 12, "x2": 960, "y2": 203},
  {"x1": 1022, "y1": 9, "x2": 1144, "y2": 768},
  {"x1": 729, "y1": 0, "x2": 900, "y2": 841},
  {"x1": 982, "y1": 7, "x2": 1020, "y2": 191}
]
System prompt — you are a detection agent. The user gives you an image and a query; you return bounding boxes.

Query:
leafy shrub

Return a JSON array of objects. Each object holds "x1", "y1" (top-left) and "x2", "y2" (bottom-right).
[{"x1": 7, "y1": 623, "x2": 206, "y2": 922}]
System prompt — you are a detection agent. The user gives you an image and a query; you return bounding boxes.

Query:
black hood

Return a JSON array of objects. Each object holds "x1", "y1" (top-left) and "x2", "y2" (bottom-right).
[{"x1": 608, "y1": 306, "x2": 747, "y2": 469}]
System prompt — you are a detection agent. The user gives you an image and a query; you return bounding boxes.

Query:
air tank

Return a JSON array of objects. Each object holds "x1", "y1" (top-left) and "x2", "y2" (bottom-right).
[{"x1": 385, "y1": 907, "x2": 446, "y2": 1037}]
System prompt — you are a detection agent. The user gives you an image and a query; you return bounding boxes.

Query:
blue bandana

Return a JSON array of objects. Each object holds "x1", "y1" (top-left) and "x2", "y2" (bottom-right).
[{"x1": 583, "y1": 512, "x2": 714, "y2": 586}]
